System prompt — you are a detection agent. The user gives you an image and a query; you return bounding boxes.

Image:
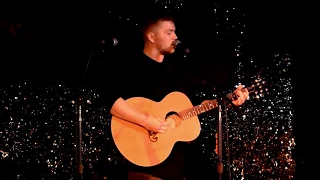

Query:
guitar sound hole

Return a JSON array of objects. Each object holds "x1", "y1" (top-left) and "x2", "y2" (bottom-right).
[
  {"x1": 166, "y1": 111, "x2": 179, "y2": 118},
  {"x1": 166, "y1": 111, "x2": 182, "y2": 128},
  {"x1": 147, "y1": 112, "x2": 180, "y2": 142}
]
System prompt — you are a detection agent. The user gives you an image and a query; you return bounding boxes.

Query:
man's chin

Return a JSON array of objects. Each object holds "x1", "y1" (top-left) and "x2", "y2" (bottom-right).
[
  {"x1": 166, "y1": 48, "x2": 175, "y2": 54},
  {"x1": 161, "y1": 46, "x2": 176, "y2": 55}
]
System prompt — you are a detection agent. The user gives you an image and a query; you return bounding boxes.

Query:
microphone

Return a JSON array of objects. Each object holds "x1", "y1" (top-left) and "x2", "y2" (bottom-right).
[
  {"x1": 100, "y1": 38, "x2": 118, "y2": 47},
  {"x1": 173, "y1": 40, "x2": 190, "y2": 55}
]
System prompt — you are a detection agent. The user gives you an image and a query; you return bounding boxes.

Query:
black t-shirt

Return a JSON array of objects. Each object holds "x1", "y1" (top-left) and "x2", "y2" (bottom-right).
[{"x1": 98, "y1": 52, "x2": 191, "y2": 180}]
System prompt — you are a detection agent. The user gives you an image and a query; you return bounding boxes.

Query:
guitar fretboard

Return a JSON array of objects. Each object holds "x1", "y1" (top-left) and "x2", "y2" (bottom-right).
[
  {"x1": 178, "y1": 100, "x2": 218, "y2": 120},
  {"x1": 176, "y1": 85, "x2": 260, "y2": 120}
]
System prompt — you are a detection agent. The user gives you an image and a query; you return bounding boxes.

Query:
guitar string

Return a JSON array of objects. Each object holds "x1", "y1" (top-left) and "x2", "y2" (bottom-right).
[
  {"x1": 165, "y1": 85, "x2": 260, "y2": 127},
  {"x1": 166, "y1": 100, "x2": 217, "y2": 123}
]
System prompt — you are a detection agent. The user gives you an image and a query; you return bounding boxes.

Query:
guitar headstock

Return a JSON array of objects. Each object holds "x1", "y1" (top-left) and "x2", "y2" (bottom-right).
[
  {"x1": 246, "y1": 77, "x2": 268, "y2": 99},
  {"x1": 226, "y1": 77, "x2": 268, "y2": 101}
]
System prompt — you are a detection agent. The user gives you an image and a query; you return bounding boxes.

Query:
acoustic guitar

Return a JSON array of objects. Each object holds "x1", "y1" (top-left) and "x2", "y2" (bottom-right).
[{"x1": 111, "y1": 81, "x2": 266, "y2": 167}]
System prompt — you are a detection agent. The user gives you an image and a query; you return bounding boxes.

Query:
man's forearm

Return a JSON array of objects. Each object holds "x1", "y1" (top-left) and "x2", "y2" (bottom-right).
[{"x1": 110, "y1": 97, "x2": 148, "y2": 127}]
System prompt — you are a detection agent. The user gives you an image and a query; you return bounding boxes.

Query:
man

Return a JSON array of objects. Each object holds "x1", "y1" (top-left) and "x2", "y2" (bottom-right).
[{"x1": 98, "y1": 13, "x2": 249, "y2": 180}]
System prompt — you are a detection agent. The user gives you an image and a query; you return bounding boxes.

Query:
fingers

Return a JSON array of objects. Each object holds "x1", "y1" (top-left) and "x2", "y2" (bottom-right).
[
  {"x1": 237, "y1": 91, "x2": 247, "y2": 104},
  {"x1": 239, "y1": 88, "x2": 249, "y2": 102},
  {"x1": 233, "y1": 85, "x2": 249, "y2": 105},
  {"x1": 237, "y1": 93, "x2": 246, "y2": 104},
  {"x1": 158, "y1": 129, "x2": 165, "y2": 133},
  {"x1": 236, "y1": 84, "x2": 243, "y2": 90},
  {"x1": 158, "y1": 120, "x2": 168, "y2": 133}
]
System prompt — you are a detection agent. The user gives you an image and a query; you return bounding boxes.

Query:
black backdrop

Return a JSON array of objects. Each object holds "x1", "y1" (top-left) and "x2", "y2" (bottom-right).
[{"x1": 1, "y1": 2, "x2": 303, "y2": 178}]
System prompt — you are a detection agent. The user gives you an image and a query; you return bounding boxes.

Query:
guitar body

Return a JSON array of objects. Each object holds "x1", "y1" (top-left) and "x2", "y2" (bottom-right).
[{"x1": 111, "y1": 91, "x2": 201, "y2": 167}]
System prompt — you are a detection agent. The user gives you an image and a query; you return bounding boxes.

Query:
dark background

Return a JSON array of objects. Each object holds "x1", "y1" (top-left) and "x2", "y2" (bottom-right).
[
  {"x1": 1, "y1": 1, "x2": 302, "y2": 179},
  {"x1": 0, "y1": 2, "x2": 294, "y2": 86}
]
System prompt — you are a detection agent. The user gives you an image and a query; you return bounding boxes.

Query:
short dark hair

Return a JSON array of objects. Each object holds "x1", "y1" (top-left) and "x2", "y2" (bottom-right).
[
  {"x1": 139, "y1": 8, "x2": 175, "y2": 37},
  {"x1": 142, "y1": 16, "x2": 174, "y2": 35}
]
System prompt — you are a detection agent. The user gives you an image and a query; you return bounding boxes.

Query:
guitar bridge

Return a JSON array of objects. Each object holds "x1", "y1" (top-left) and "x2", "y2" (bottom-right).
[{"x1": 148, "y1": 131, "x2": 158, "y2": 142}]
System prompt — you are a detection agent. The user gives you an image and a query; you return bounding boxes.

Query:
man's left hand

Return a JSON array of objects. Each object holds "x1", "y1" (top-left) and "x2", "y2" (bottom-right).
[{"x1": 232, "y1": 85, "x2": 249, "y2": 106}]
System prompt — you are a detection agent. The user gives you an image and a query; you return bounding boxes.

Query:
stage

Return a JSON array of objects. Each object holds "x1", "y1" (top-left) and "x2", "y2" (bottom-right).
[{"x1": 0, "y1": 1, "x2": 301, "y2": 179}]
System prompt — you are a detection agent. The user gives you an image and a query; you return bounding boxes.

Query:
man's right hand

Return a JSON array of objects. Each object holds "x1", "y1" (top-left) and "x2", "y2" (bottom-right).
[{"x1": 142, "y1": 115, "x2": 168, "y2": 133}]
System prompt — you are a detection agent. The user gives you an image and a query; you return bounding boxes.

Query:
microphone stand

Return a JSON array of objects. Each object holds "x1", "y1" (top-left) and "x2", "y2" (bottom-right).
[
  {"x1": 216, "y1": 98, "x2": 224, "y2": 180},
  {"x1": 213, "y1": 87, "x2": 229, "y2": 180},
  {"x1": 75, "y1": 45, "x2": 95, "y2": 180},
  {"x1": 75, "y1": 39, "x2": 111, "y2": 180},
  {"x1": 75, "y1": 95, "x2": 84, "y2": 180},
  {"x1": 215, "y1": 87, "x2": 238, "y2": 180}
]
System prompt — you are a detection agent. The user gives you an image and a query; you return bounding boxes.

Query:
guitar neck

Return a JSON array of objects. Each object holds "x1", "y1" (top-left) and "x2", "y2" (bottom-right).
[
  {"x1": 178, "y1": 86, "x2": 257, "y2": 120},
  {"x1": 178, "y1": 99, "x2": 219, "y2": 120}
]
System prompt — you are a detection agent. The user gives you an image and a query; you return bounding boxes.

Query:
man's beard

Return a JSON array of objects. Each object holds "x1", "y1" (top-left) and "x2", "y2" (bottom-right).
[
  {"x1": 160, "y1": 49, "x2": 173, "y2": 55},
  {"x1": 159, "y1": 45, "x2": 175, "y2": 55}
]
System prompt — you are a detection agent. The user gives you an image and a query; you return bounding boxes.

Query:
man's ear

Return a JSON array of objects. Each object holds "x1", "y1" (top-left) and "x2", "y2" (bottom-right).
[{"x1": 146, "y1": 32, "x2": 155, "y2": 43}]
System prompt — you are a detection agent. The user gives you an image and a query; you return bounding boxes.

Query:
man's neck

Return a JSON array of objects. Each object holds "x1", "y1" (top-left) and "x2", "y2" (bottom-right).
[{"x1": 143, "y1": 47, "x2": 164, "y2": 63}]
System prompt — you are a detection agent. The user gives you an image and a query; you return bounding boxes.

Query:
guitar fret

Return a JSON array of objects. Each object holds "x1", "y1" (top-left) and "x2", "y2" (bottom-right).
[
  {"x1": 205, "y1": 103, "x2": 210, "y2": 111},
  {"x1": 203, "y1": 103, "x2": 208, "y2": 111},
  {"x1": 179, "y1": 100, "x2": 218, "y2": 120},
  {"x1": 177, "y1": 85, "x2": 259, "y2": 121}
]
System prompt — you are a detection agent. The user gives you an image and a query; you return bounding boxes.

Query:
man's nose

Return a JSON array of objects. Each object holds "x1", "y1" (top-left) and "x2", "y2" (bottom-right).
[{"x1": 173, "y1": 32, "x2": 178, "y2": 40}]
